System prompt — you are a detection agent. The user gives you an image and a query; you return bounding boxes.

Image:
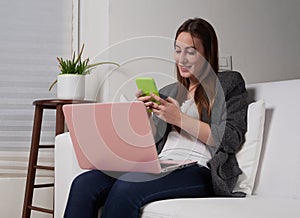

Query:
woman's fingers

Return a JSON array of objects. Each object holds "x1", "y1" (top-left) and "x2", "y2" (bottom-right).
[
  {"x1": 144, "y1": 101, "x2": 154, "y2": 108},
  {"x1": 136, "y1": 90, "x2": 152, "y2": 103},
  {"x1": 138, "y1": 95, "x2": 152, "y2": 102},
  {"x1": 165, "y1": 97, "x2": 180, "y2": 107},
  {"x1": 135, "y1": 89, "x2": 144, "y2": 98},
  {"x1": 150, "y1": 93, "x2": 166, "y2": 105}
]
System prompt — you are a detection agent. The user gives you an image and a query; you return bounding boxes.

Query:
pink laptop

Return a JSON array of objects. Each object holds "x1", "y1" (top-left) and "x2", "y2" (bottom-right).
[{"x1": 63, "y1": 101, "x2": 197, "y2": 174}]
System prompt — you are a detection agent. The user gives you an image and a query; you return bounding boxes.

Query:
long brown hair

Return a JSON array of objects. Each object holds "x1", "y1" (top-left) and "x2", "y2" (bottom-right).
[{"x1": 175, "y1": 18, "x2": 219, "y2": 119}]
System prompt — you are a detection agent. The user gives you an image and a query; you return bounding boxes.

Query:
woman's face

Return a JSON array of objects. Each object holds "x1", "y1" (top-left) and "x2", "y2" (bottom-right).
[{"x1": 174, "y1": 32, "x2": 206, "y2": 82}]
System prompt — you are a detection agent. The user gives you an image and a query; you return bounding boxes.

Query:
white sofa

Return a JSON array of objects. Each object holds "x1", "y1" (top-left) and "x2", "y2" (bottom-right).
[{"x1": 55, "y1": 79, "x2": 300, "y2": 218}]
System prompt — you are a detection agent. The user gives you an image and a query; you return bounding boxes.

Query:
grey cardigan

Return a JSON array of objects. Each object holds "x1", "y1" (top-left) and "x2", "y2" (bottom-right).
[{"x1": 153, "y1": 71, "x2": 248, "y2": 197}]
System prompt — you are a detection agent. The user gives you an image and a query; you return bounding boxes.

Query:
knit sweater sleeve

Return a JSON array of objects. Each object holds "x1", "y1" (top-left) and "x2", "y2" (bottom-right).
[{"x1": 207, "y1": 71, "x2": 248, "y2": 197}]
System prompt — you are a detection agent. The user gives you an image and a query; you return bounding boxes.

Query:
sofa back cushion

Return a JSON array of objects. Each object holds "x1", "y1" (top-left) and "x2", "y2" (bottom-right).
[
  {"x1": 233, "y1": 100, "x2": 265, "y2": 195},
  {"x1": 246, "y1": 79, "x2": 300, "y2": 199}
]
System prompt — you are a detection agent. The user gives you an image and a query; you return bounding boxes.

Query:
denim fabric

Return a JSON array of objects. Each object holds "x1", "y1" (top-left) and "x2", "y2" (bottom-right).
[{"x1": 64, "y1": 165, "x2": 214, "y2": 218}]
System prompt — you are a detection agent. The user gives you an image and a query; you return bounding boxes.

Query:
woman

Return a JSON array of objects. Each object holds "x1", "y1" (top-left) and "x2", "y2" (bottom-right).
[{"x1": 64, "y1": 18, "x2": 248, "y2": 218}]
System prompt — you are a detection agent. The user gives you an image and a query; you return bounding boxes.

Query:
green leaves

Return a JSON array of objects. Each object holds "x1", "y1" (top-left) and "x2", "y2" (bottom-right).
[
  {"x1": 57, "y1": 43, "x2": 119, "y2": 75},
  {"x1": 49, "y1": 43, "x2": 120, "y2": 91}
]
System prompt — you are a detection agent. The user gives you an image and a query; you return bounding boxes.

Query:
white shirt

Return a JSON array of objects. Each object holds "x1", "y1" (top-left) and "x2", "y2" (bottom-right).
[{"x1": 158, "y1": 98, "x2": 216, "y2": 167}]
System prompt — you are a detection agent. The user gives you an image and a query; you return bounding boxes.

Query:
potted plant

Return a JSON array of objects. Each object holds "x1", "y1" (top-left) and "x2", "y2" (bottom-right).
[{"x1": 49, "y1": 44, "x2": 119, "y2": 100}]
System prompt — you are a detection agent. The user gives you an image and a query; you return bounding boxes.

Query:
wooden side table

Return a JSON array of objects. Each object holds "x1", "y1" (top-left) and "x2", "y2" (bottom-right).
[{"x1": 22, "y1": 99, "x2": 94, "y2": 218}]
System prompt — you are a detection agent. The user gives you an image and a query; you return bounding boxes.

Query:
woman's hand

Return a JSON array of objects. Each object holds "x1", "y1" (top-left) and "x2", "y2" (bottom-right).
[
  {"x1": 135, "y1": 90, "x2": 154, "y2": 116},
  {"x1": 150, "y1": 93, "x2": 214, "y2": 145},
  {"x1": 135, "y1": 90, "x2": 157, "y2": 134},
  {"x1": 149, "y1": 93, "x2": 182, "y2": 127}
]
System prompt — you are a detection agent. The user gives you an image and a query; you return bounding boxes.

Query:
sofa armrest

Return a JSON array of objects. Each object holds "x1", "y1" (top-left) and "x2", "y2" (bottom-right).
[{"x1": 54, "y1": 132, "x2": 85, "y2": 218}]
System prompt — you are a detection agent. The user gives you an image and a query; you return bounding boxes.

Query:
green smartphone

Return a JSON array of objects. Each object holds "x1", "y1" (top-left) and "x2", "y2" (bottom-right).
[{"x1": 135, "y1": 77, "x2": 160, "y2": 104}]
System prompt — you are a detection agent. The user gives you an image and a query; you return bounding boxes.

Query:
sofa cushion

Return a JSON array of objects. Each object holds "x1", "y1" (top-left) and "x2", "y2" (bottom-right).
[
  {"x1": 140, "y1": 197, "x2": 299, "y2": 218},
  {"x1": 233, "y1": 100, "x2": 265, "y2": 195}
]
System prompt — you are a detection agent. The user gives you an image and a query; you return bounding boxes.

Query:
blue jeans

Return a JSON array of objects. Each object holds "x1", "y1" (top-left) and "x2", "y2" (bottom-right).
[{"x1": 64, "y1": 165, "x2": 214, "y2": 218}]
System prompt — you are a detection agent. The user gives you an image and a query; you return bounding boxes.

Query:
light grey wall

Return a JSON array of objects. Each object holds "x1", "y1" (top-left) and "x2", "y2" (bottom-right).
[{"x1": 109, "y1": 0, "x2": 300, "y2": 84}]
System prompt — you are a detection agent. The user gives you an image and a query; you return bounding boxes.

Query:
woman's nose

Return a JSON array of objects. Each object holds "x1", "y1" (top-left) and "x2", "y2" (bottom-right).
[{"x1": 179, "y1": 53, "x2": 188, "y2": 65}]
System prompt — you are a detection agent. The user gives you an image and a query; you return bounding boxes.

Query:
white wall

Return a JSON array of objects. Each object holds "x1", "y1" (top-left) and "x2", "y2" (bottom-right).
[
  {"x1": 210, "y1": 0, "x2": 300, "y2": 83},
  {"x1": 79, "y1": 0, "x2": 300, "y2": 100},
  {"x1": 78, "y1": 0, "x2": 110, "y2": 100},
  {"x1": 0, "y1": 177, "x2": 53, "y2": 218},
  {"x1": 108, "y1": 0, "x2": 300, "y2": 84}
]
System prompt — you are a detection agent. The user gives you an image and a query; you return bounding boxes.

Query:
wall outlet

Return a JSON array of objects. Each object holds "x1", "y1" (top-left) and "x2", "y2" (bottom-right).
[{"x1": 219, "y1": 56, "x2": 232, "y2": 71}]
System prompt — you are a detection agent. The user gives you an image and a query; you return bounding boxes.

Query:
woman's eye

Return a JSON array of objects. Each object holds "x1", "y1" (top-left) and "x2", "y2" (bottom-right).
[
  {"x1": 175, "y1": 50, "x2": 181, "y2": 54},
  {"x1": 187, "y1": 49, "x2": 196, "y2": 55}
]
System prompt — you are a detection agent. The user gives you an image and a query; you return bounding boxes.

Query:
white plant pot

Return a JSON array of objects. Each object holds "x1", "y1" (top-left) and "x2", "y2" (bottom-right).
[{"x1": 57, "y1": 74, "x2": 85, "y2": 100}]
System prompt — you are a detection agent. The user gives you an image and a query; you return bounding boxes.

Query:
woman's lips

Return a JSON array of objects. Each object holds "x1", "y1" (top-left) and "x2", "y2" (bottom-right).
[{"x1": 180, "y1": 66, "x2": 190, "y2": 72}]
